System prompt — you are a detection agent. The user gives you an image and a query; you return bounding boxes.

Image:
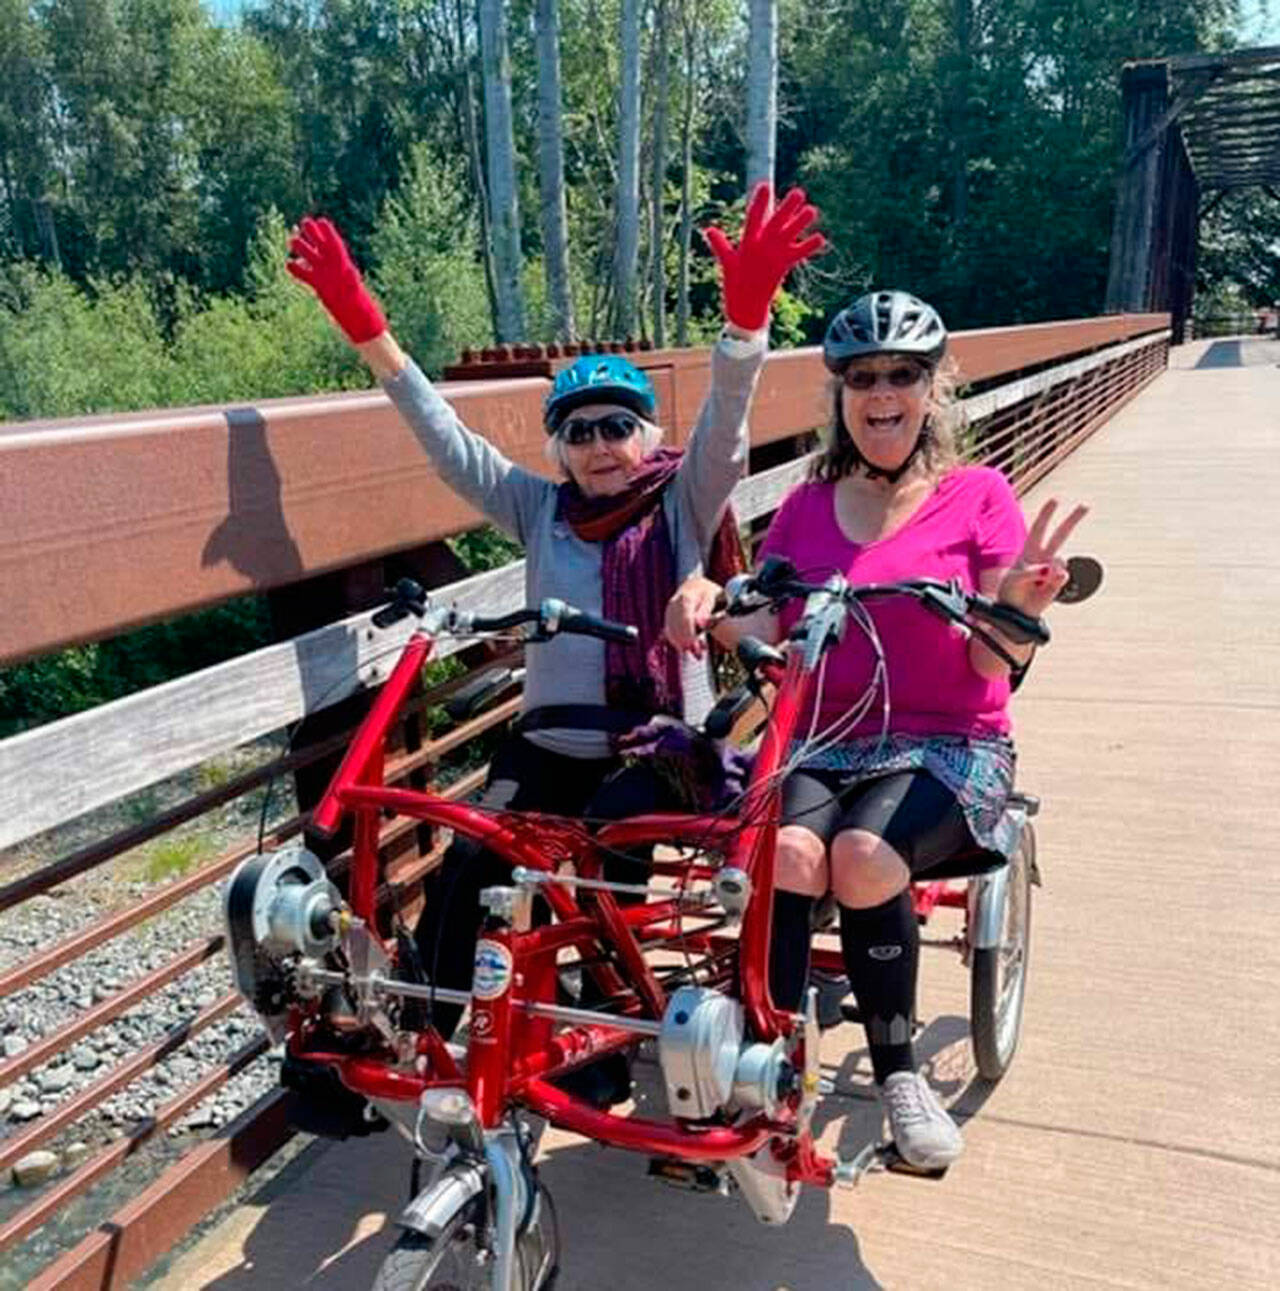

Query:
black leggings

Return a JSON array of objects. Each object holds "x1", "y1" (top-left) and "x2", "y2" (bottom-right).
[
  {"x1": 772, "y1": 769, "x2": 978, "y2": 1084},
  {"x1": 779, "y1": 768, "x2": 974, "y2": 877},
  {"x1": 412, "y1": 734, "x2": 676, "y2": 1038}
]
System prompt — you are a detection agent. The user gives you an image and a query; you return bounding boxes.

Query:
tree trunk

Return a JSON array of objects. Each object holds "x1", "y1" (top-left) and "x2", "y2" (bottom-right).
[
  {"x1": 676, "y1": 0, "x2": 699, "y2": 347},
  {"x1": 650, "y1": 0, "x2": 670, "y2": 347},
  {"x1": 613, "y1": 0, "x2": 641, "y2": 337},
  {"x1": 455, "y1": 0, "x2": 500, "y2": 332},
  {"x1": 535, "y1": 0, "x2": 576, "y2": 340},
  {"x1": 951, "y1": 0, "x2": 971, "y2": 231},
  {"x1": 477, "y1": 0, "x2": 526, "y2": 341},
  {"x1": 745, "y1": 0, "x2": 777, "y2": 190}
]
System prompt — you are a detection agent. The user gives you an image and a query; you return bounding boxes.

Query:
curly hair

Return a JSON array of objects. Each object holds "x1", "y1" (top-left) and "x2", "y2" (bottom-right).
[{"x1": 810, "y1": 356, "x2": 966, "y2": 483}]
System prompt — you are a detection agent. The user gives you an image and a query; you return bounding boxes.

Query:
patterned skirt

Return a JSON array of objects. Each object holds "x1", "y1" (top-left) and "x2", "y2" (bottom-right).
[{"x1": 788, "y1": 733, "x2": 1021, "y2": 860}]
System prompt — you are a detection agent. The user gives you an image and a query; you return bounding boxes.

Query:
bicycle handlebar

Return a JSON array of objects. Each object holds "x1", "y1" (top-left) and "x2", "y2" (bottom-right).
[
  {"x1": 371, "y1": 580, "x2": 639, "y2": 646},
  {"x1": 722, "y1": 557, "x2": 1051, "y2": 651}
]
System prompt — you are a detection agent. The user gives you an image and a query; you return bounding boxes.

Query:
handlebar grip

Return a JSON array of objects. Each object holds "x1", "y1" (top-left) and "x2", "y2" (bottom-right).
[
  {"x1": 971, "y1": 598, "x2": 1051, "y2": 646},
  {"x1": 371, "y1": 578, "x2": 427, "y2": 630},
  {"x1": 559, "y1": 608, "x2": 639, "y2": 645},
  {"x1": 704, "y1": 684, "x2": 756, "y2": 740},
  {"x1": 371, "y1": 603, "x2": 407, "y2": 630}
]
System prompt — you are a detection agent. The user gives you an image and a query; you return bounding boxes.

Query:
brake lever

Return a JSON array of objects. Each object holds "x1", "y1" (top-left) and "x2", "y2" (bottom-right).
[{"x1": 916, "y1": 582, "x2": 971, "y2": 627}]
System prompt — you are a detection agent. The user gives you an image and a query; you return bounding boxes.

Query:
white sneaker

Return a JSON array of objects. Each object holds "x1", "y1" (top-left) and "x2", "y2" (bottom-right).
[{"x1": 879, "y1": 1071, "x2": 964, "y2": 1169}]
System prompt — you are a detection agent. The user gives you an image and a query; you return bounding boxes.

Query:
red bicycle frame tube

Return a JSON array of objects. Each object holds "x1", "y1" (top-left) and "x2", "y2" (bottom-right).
[
  {"x1": 523, "y1": 1079, "x2": 772, "y2": 1161},
  {"x1": 312, "y1": 632, "x2": 433, "y2": 836},
  {"x1": 469, "y1": 922, "x2": 517, "y2": 1127},
  {"x1": 735, "y1": 655, "x2": 803, "y2": 1040}
]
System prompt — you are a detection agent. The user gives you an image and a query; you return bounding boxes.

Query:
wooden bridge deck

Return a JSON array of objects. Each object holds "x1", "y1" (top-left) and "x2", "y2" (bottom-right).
[{"x1": 149, "y1": 337, "x2": 1280, "y2": 1291}]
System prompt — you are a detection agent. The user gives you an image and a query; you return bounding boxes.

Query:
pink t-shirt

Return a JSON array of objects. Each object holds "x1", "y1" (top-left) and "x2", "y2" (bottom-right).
[{"x1": 757, "y1": 466, "x2": 1027, "y2": 739}]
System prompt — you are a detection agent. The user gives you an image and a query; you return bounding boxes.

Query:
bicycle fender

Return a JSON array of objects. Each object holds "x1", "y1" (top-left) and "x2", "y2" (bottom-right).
[
  {"x1": 967, "y1": 867, "x2": 1009, "y2": 951},
  {"x1": 398, "y1": 1162, "x2": 487, "y2": 1240}
]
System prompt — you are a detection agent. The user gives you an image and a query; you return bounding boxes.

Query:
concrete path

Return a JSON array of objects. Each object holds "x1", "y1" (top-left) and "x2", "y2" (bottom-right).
[{"x1": 153, "y1": 338, "x2": 1280, "y2": 1290}]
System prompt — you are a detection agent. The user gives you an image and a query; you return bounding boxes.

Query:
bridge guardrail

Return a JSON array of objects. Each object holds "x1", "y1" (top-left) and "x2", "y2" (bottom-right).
[{"x1": 0, "y1": 314, "x2": 1168, "y2": 1289}]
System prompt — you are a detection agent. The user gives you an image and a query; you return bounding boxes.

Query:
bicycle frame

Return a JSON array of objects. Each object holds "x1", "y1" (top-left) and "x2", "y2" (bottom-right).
[{"x1": 297, "y1": 619, "x2": 837, "y2": 1187}]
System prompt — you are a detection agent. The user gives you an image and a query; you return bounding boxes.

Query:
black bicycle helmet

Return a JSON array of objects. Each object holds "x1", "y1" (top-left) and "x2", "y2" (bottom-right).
[{"x1": 822, "y1": 290, "x2": 947, "y2": 373}]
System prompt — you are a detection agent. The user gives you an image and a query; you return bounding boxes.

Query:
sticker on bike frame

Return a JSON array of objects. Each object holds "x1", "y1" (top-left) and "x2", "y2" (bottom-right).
[{"x1": 472, "y1": 940, "x2": 513, "y2": 1000}]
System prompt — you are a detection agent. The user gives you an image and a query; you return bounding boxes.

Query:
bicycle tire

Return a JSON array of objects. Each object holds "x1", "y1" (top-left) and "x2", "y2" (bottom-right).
[
  {"x1": 371, "y1": 1183, "x2": 560, "y2": 1291},
  {"x1": 969, "y1": 824, "x2": 1034, "y2": 1080}
]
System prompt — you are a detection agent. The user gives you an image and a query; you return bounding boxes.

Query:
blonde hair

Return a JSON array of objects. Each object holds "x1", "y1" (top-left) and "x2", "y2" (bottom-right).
[
  {"x1": 544, "y1": 416, "x2": 665, "y2": 474},
  {"x1": 810, "y1": 356, "x2": 965, "y2": 483}
]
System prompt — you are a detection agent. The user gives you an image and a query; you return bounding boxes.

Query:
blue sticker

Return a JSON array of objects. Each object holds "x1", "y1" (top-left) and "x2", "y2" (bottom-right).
[{"x1": 472, "y1": 939, "x2": 513, "y2": 1000}]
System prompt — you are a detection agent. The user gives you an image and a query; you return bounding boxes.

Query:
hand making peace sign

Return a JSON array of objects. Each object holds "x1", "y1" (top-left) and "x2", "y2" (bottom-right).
[{"x1": 997, "y1": 498, "x2": 1090, "y2": 618}]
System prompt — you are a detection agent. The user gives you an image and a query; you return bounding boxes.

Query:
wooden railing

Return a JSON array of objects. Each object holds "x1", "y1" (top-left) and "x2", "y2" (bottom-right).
[{"x1": 0, "y1": 313, "x2": 1168, "y2": 1288}]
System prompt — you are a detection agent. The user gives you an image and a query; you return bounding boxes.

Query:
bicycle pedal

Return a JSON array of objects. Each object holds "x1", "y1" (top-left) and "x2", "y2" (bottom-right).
[
  {"x1": 647, "y1": 1157, "x2": 730, "y2": 1195},
  {"x1": 876, "y1": 1142, "x2": 948, "y2": 1180}
]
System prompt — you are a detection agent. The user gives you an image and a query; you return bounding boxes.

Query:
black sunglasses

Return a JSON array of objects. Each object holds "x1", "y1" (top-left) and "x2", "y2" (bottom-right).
[
  {"x1": 843, "y1": 363, "x2": 927, "y2": 391},
  {"x1": 558, "y1": 413, "x2": 641, "y2": 446}
]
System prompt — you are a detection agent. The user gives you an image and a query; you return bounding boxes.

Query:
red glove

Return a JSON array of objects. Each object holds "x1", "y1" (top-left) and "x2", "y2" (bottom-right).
[
  {"x1": 286, "y1": 216, "x2": 387, "y2": 344},
  {"x1": 703, "y1": 183, "x2": 826, "y2": 332}
]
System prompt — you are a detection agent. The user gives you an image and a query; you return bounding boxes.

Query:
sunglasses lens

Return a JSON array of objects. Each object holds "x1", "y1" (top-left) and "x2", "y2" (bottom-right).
[
  {"x1": 600, "y1": 415, "x2": 638, "y2": 442},
  {"x1": 844, "y1": 364, "x2": 924, "y2": 390},
  {"x1": 561, "y1": 414, "x2": 638, "y2": 445}
]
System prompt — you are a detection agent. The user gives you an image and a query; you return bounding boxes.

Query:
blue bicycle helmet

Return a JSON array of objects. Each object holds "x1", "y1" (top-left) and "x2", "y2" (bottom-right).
[{"x1": 544, "y1": 355, "x2": 657, "y2": 431}]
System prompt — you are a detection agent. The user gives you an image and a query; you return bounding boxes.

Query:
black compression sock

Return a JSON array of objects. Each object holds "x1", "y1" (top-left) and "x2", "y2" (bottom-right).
[
  {"x1": 838, "y1": 890, "x2": 919, "y2": 1084},
  {"x1": 769, "y1": 891, "x2": 816, "y2": 1012}
]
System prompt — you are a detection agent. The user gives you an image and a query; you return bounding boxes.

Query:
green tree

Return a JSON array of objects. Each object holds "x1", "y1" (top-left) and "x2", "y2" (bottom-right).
[{"x1": 370, "y1": 146, "x2": 492, "y2": 375}]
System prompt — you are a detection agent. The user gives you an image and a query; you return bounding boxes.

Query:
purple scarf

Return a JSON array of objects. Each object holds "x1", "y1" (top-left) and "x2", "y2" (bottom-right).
[{"x1": 557, "y1": 448, "x2": 745, "y2": 719}]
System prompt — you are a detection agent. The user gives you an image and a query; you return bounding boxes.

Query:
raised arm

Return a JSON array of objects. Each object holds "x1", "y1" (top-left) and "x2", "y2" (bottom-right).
[
  {"x1": 286, "y1": 217, "x2": 547, "y2": 541},
  {"x1": 674, "y1": 185, "x2": 826, "y2": 542}
]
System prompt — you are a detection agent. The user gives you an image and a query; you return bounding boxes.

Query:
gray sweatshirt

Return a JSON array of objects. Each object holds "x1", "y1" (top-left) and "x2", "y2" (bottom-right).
[{"x1": 382, "y1": 333, "x2": 767, "y2": 757}]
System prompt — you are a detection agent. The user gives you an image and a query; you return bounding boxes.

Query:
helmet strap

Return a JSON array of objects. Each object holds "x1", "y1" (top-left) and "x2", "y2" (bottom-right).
[
  {"x1": 838, "y1": 410, "x2": 932, "y2": 485},
  {"x1": 859, "y1": 430, "x2": 925, "y2": 484}
]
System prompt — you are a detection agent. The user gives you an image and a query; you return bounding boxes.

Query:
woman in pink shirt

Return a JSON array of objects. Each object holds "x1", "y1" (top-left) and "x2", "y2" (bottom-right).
[{"x1": 666, "y1": 290, "x2": 1085, "y2": 1169}]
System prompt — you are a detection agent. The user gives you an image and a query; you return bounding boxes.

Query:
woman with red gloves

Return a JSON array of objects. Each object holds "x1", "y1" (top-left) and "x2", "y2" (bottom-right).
[
  {"x1": 287, "y1": 185, "x2": 823, "y2": 1106},
  {"x1": 665, "y1": 290, "x2": 1087, "y2": 1167}
]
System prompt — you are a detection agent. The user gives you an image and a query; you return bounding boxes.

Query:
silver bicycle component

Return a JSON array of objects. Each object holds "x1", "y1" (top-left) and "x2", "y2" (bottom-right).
[
  {"x1": 237, "y1": 846, "x2": 341, "y2": 957},
  {"x1": 659, "y1": 986, "x2": 744, "y2": 1119},
  {"x1": 223, "y1": 846, "x2": 343, "y2": 1038},
  {"x1": 421, "y1": 1087, "x2": 481, "y2": 1130},
  {"x1": 795, "y1": 986, "x2": 823, "y2": 1138},
  {"x1": 480, "y1": 884, "x2": 534, "y2": 931},
  {"x1": 796, "y1": 576, "x2": 850, "y2": 670},
  {"x1": 345, "y1": 920, "x2": 396, "y2": 1045},
  {"x1": 730, "y1": 1036, "x2": 791, "y2": 1118},
  {"x1": 725, "y1": 1146, "x2": 800, "y2": 1225},
  {"x1": 970, "y1": 818, "x2": 1036, "y2": 1079},
  {"x1": 832, "y1": 1140, "x2": 882, "y2": 1188},
  {"x1": 712, "y1": 867, "x2": 751, "y2": 920},
  {"x1": 723, "y1": 572, "x2": 756, "y2": 607},
  {"x1": 968, "y1": 805, "x2": 1027, "y2": 950},
  {"x1": 399, "y1": 1159, "x2": 488, "y2": 1241},
  {"x1": 539, "y1": 597, "x2": 567, "y2": 632},
  {"x1": 512, "y1": 866, "x2": 715, "y2": 908},
  {"x1": 484, "y1": 1127, "x2": 526, "y2": 1290},
  {"x1": 512, "y1": 866, "x2": 652, "y2": 897}
]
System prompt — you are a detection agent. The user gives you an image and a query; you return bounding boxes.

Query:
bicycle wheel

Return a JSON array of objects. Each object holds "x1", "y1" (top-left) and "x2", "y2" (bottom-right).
[
  {"x1": 371, "y1": 1183, "x2": 560, "y2": 1291},
  {"x1": 969, "y1": 824, "x2": 1034, "y2": 1080}
]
